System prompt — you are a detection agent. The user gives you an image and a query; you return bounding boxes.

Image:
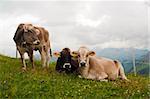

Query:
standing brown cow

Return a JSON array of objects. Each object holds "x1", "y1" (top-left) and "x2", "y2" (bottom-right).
[{"x1": 13, "y1": 23, "x2": 52, "y2": 70}]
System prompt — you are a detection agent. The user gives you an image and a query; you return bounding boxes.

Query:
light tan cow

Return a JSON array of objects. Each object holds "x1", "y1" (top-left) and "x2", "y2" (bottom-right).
[{"x1": 72, "y1": 46, "x2": 128, "y2": 81}]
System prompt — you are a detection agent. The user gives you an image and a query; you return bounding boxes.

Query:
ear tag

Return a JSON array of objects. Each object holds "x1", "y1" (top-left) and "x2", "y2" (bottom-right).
[
  {"x1": 53, "y1": 52, "x2": 61, "y2": 57},
  {"x1": 71, "y1": 52, "x2": 78, "y2": 57}
]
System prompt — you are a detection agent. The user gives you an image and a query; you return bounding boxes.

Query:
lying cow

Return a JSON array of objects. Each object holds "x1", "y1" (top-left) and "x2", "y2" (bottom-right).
[
  {"x1": 72, "y1": 46, "x2": 128, "y2": 81},
  {"x1": 13, "y1": 23, "x2": 52, "y2": 70},
  {"x1": 54, "y1": 48, "x2": 79, "y2": 74}
]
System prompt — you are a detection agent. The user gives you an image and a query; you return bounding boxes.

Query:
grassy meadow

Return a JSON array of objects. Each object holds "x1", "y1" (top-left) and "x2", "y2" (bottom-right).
[{"x1": 0, "y1": 55, "x2": 149, "y2": 98}]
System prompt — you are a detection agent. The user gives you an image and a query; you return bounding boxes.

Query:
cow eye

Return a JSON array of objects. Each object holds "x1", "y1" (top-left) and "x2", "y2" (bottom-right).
[
  {"x1": 28, "y1": 29, "x2": 32, "y2": 32},
  {"x1": 86, "y1": 54, "x2": 88, "y2": 57}
]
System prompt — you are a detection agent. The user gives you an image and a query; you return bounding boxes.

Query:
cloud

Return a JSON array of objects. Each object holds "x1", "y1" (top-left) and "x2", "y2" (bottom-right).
[
  {"x1": 3, "y1": 0, "x2": 146, "y2": 1},
  {"x1": 0, "y1": 13, "x2": 44, "y2": 43},
  {"x1": 99, "y1": 40, "x2": 135, "y2": 49},
  {"x1": 0, "y1": 13, "x2": 45, "y2": 56},
  {"x1": 75, "y1": 3, "x2": 110, "y2": 28},
  {"x1": 15, "y1": 15, "x2": 44, "y2": 24},
  {"x1": 0, "y1": 0, "x2": 149, "y2": 57},
  {"x1": 76, "y1": 14, "x2": 110, "y2": 28},
  {"x1": 89, "y1": 39, "x2": 149, "y2": 50}
]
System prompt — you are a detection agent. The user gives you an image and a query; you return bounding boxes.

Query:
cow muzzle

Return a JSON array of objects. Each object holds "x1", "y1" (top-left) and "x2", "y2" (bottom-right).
[
  {"x1": 22, "y1": 41, "x2": 27, "y2": 47},
  {"x1": 79, "y1": 61, "x2": 86, "y2": 67},
  {"x1": 63, "y1": 63, "x2": 71, "y2": 69},
  {"x1": 33, "y1": 40, "x2": 40, "y2": 45}
]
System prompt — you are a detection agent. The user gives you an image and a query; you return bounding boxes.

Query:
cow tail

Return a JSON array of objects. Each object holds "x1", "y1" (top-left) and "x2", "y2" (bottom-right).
[
  {"x1": 50, "y1": 48, "x2": 52, "y2": 57},
  {"x1": 114, "y1": 60, "x2": 128, "y2": 81}
]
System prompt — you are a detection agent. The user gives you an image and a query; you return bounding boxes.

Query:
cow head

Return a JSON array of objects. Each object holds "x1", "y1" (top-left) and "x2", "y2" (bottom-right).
[
  {"x1": 54, "y1": 48, "x2": 73, "y2": 72},
  {"x1": 14, "y1": 24, "x2": 40, "y2": 48},
  {"x1": 72, "y1": 46, "x2": 95, "y2": 68},
  {"x1": 22, "y1": 24, "x2": 40, "y2": 47}
]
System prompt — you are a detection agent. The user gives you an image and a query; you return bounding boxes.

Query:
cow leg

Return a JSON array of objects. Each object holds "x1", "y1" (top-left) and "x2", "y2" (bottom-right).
[
  {"x1": 86, "y1": 74, "x2": 96, "y2": 80},
  {"x1": 40, "y1": 48, "x2": 46, "y2": 68},
  {"x1": 108, "y1": 73, "x2": 117, "y2": 81},
  {"x1": 115, "y1": 61, "x2": 129, "y2": 81},
  {"x1": 27, "y1": 51, "x2": 35, "y2": 69},
  {"x1": 45, "y1": 49, "x2": 50, "y2": 68},
  {"x1": 119, "y1": 65, "x2": 128, "y2": 81},
  {"x1": 97, "y1": 72, "x2": 108, "y2": 81},
  {"x1": 19, "y1": 52, "x2": 26, "y2": 71}
]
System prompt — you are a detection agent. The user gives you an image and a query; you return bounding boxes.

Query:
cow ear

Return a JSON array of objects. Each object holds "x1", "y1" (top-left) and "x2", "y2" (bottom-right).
[
  {"x1": 53, "y1": 52, "x2": 60, "y2": 57},
  {"x1": 71, "y1": 51, "x2": 78, "y2": 57},
  {"x1": 13, "y1": 24, "x2": 25, "y2": 43},
  {"x1": 88, "y1": 51, "x2": 95, "y2": 56},
  {"x1": 23, "y1": 25, "x2": 29, "y2": 32},
  {"x1": 35, "y1": 28, "x2": 40, "y2": 35},
  {"x1": 33, "y1": 26, "x2": 40, "y2": 35}
]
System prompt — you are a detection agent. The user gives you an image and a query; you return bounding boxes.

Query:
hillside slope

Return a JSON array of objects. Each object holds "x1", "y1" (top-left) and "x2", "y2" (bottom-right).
[{"x1": 0, "y1": 55, "x2": 149, "y2": 98}]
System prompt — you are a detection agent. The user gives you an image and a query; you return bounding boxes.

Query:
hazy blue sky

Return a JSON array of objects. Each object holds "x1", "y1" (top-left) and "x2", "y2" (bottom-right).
[{"x1": 0, "y1": 0, "x2": 149, "y2": 57}]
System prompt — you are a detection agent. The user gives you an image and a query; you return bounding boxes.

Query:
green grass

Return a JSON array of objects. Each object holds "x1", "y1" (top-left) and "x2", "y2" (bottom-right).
[{"x1": 0, "y1": 55, "x2": 149, "y2": 99}]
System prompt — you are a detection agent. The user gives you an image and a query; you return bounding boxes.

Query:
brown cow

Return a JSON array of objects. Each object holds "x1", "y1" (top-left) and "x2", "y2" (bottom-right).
[
  {"x1": 72, "y1": 46, "x2": 128, "y2": 81},
  {"x1": 13, "y1": 23, "x2": 52, "y2": 70}
]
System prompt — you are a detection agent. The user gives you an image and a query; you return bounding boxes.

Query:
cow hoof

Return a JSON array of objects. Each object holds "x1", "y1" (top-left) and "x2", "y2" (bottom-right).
[
  {"x1": 22, "y1": 67, "x2": 27, "y2": 72},
  {"x1": 32, "y1": 68, "x2": 36, "y2": 72},
  {"x1": 124, "y1": 78, "x2": 130, "y2": 82},
  {"x1": 43, "y1": 67, "x2": 48, "y2": 71}
]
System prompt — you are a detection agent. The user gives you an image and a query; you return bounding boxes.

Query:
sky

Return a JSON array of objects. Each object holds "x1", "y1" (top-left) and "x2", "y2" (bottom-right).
[{"x1": 0, "y1": 0, "x2": 149, "y2": 57}]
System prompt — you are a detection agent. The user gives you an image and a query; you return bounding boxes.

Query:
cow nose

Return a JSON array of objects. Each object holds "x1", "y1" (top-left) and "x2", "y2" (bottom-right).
[
  {"x1": 65, "y1": 65, "x2": 71, "y2": 68},
  {"x1": 80, "y1": 62, "x2": 86, "y2": 67},
  {"x1": 63, "y1": 63, "x2": 71, "y2": 68}
]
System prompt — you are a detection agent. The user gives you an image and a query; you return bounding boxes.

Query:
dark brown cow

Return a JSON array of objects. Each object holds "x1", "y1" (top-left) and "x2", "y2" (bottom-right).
[
  {"x1": 54, "y1": 48, "x2": 79, "y2": 74},
  {"x1": 13, "y1": 23, "x2": 52, "y2": 70}
]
